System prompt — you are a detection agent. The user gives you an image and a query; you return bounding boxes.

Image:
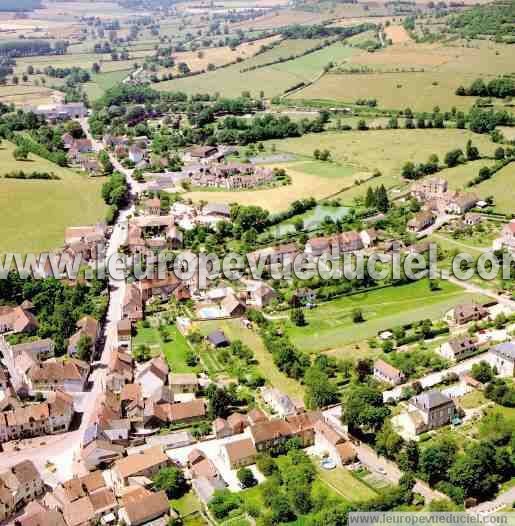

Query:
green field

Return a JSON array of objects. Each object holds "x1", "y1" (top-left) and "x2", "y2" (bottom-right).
[
  {"x1": 195, "y1": 318, "x2": 305, "y2": 400},
  {"x1": 134, "y1": 322, "x2": 197, "y2": 373},
  {"x1": 286, "y1": 279, "x2": 490, "y2": 352},
  {"x1": 156, "y1": 42, "x2": 358, "y2": 99},
  {"x1": 472, "y1": 162, "x2": 515, "y2": 215},
  {"x1": 438, "y1": 159, "x2": 498, "y2": 191},
  {"x1": 315, "y1": 465, "x2": 378, "y2": 503},
  {"x1": 0, "y1": 141, "x2": 106, "y2": 254}
]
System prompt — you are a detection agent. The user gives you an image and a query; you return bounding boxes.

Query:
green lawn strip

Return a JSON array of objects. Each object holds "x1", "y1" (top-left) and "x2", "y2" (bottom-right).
[
  {"x1": 195, "y1": 319, "x2": 305, "y2": 400},
  {"x1": 315, "y1": 466, "x2": 378, "y2": 503},
  {"x1": 286, "y1": 279, "x2": 490, "y2": 351}
]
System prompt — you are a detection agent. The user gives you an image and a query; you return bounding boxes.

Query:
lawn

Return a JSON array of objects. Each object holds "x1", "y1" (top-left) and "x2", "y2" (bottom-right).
[
  {"x1": 286, "y1": 279, "x2": 490, "y2": 352},
  {"x1": 134, "y1": 322, "x2": 198, "y2": 373},
  {"x1": 315, "y1": 466, "x2": 378, "y2": 503},
  {"x1": 472, "y1": 162, "x2": 515, "y2": 215},
  {"x1": 195, "y1": 318, "x2": 305, "y2": 400},
  {"x1": 170, "y1": 490, "x2": 202, "y2": 516},
  {"x1": 0, "y1": 141, "x2": 107, "y2": 254}
]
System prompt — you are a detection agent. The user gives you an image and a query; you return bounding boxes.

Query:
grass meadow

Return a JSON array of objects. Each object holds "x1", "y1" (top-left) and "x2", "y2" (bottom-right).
[
  {"x1": 472, "y1": 162, "x2": 515, "y2": 215},
  {"x1": 0, "y1": 141, "x2": 106, "y2": 254},
  {"x1": 285, "y1": 279, "x2": 490, "y2": 352}
]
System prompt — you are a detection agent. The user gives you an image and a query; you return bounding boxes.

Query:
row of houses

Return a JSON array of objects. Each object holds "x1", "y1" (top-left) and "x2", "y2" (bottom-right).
[{"x1": 184, "y1": 162, "x2": 275, "y2": 189}]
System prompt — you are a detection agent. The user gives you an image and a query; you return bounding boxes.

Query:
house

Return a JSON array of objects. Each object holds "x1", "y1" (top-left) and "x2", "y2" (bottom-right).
[
  {"x1": 122, "y1": 284, "x2": 144, "y2": 322},
  {"x1": 286, "y1": 412, "x2": 322, "y2": 447},
  {"x1": 202, "y1": 203, "x2": 231, "y2": 219},
  {"x1": 411, "y1": 177, "x2": 448, "y2": 201},
  {"x1": 227, "y1": 413, "x2": 249, "y2": 435},
  {"x1": 373, "y1": 360, "x2": 406, "y2": 386},
  {"x1": 247, "y1": 244, "x2": 299, "y2": 270},
  {"x1": 220, "y1": 438, "x2": 257, "y2": 469},
  {"x1": 33, "y1": 102, "x2": 87, "y2": 120},
  {"x1": 305, "y1": 232, "x2": 363, "y2": 257},
  {"x1": 10, "y1": 339, "x2": 55, "y2": 361},
  {"x1": 360, "y1": 228, "x2": 379, "y2": 248},
  {"x1": 128, "y1": 146, "x2": 144, "y2": 164},
  {"x1": 489, "y1": 342, "x2": 515, "y2": 377},
  {"x1": 213, "y1": 417, "x2": 232, "y2": 439},
  {"x1": 0, "y1": 391, "x2": 74, "y2": 444},
  {"x1": 185, "y1": 162, "x2": 274, "y2": 189},
  {"x1": 169, "y1": 373, "x2": 198, "y2": 394},
  {"x1": 141, "y1": 197, "x2": 161, "y2": 216},
  {"x1": 107, "y1": 349, "x2": 134, "y2": 392},
  {"x1": 244, "y1": 281, "x2": 277, "y2": 309},
  {"x1": 464, "y1": 212, "x2": 482, "y2": 226},
  {"x1": 453, "y1": 303, "x2": 488, "y2": 325},
  {"x1": 135, "y1": 356, "x2": 169, "y2": 398},
  {"x1": 314, "y1": 420, "x2": 357, "y2": 466},
  {"x1": 80, "y1": 158, "x2": 102, "y2": 176},
  {"x1": 52, "y1": 471, "x2": 106, "y2": 507},
  {"x1": 117, "y1": 319, "x2": 132, "y2": 350},
  {"x1": 261, "y1": 387, "x2": 297, "y2": 417},
  {"x1": 439, "y1": 336, "x2": 479, "y2": 361},
  {"x1": 207, "y1": 330, "x2": 230, "y2": 348},
  {"x1": 112, "y1": 446, "x2": 171, "y2": 489},
  {"x1": 67, "y1": 316, "x2": 99, "y2": 357},
  {"x1": 192, "y1": 476, "x2": 227, "y2": 505},
  {"x1": 221, "y1": 294, "x2": 246, "y2": 317},
  {"x1": 119, "y1": 490, "x2": 172, "y2": 526},
  {"x1": 168, "y1": 399, "x2": 206, "y2": 424},
  {"x1": 408, "y1": 390, "x2": 456, "y2": 433},
  {"x1": 0, "y1": 306, "x2": 38, "y2": 334},
  {"x1": 249, "y1": 419, "x2": 294, "y2": 452},
  {"x1": 0, "y1": 460, "x2": 44, "y2": 520},
  {"x1": 407, "y1": 211, "x2": 435, "y2": 233},
  {"x1": 81, "y1": 440, "x2": 124, "y2": 471},
  {"x1": 247, "y1": 408, "x2": 268, "y2": 425},
  {"x1": 501, "y1": 221, "x2": 515, "y2": 252},
  {"x1": 187, "y1": 145, "x2": 218, "y2": 161},
  {"x1": 446, "y1": 192, "x2": 478, "y2": 214},
  {"x1": 27, "y1": 359, "x2": 90, "y2": 394}
]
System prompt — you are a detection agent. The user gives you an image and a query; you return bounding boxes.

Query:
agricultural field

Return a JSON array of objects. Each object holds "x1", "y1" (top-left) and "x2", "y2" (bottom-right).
[
  {"x1": 0, "y1": 84, "x2": 59, "y2": 107},
  {"x1": 472, "y1": 162, "x2": 515, "y2": 215},
  {"x1": 292, "y1": 41, "x2": 515, "y2": 111},
  {"x1": 0, "y1": 141, "x2": 107, "y2": 254},
  {"x1": 285, "y1": 279, "x2": 490, "y2": 353},
  {"x1": 438, "y1": 159, "x2": 497, "y2": 191},
  {"x1": 156, "y1": 42, "x2": 359, "y2": 98},
  {"x1": 384, "y1": 24, "x2": 412, "y2": 44}
]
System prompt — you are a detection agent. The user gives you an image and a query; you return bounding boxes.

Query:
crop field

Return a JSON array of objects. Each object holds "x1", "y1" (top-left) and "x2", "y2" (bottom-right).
[
  {"x1": 231, "y1": 9, "x2": 330, "y2": 30},
  {"x1": 285, "y1": 279, "x2": 490, "y2": 352},
  {"x1": 0, "y1": 84, "x2": 58, "y2": 107},
  {"x1": 0, "y1": 141, "x2": 107, "y2": 254},
  {"x1": 157, "y1": 42, "x2": 359, "y2": 98},
  {"x1": 384, "y1": 25, "x2": 412, "y2": 44},
  {"x1": 169, "y1": 35, "x2": 281, "y2": 73},
  {"x1": 472, "y1": 162, "x2": 515, "y2": 215}
]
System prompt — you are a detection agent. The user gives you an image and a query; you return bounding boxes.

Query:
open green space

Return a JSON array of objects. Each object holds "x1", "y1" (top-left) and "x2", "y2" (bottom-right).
[
  {"x1": 471, "y1": 162, "x2": 515, "y2": 215},
  {"x1": 195, "y1": 318, "x2": 305, "y2": 400},
  {"x1": 286, "y1": 279, "x2": 490, "y2": 352},
  {"x1": 134, "y1": 322, "x2": 197, "y2": 374},
  {"x1": 315, "y1": 465, "x2": 378, "y2": 503},
  {"x1": 170, "y1": 490, "x2": 202, "y2": 517},
  {"x1": 0, "y1": 141, "x2": 106, "y2": 254},
  {"x1": 438, "y1": 159, "x2": 497, "y2": 191}
]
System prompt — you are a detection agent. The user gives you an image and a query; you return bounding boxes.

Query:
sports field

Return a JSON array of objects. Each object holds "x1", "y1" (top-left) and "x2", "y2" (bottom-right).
[
  {"x1": 0, "y1": 141, "x2": 107, "y2": 254},
  {"x1": 285, "y1": 279, "x2": 490, "y2": 352}
]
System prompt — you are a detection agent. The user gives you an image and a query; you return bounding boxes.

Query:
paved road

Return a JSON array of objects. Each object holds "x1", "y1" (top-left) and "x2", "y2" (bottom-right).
[
  {"x1": 449, "y1": 277, "x2": 515, "y2": 309},
  {"x1": 0, "y1": 122, "x2": 140, "y2": 482},
  {"x1": 468, "y1": 486, "x2": 515, "y2": 514}
]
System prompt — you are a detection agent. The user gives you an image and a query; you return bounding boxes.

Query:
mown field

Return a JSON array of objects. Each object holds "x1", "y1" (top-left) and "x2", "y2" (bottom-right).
[
  {"x1": 285, "y1": 279, "x2": 490, "y2": 352},
  {"x1": 0, "y1": 141, "x2": 106, "y2": 254},
  {"x1": 438, "y1": 159, "x2": 497, "y2": 191}
]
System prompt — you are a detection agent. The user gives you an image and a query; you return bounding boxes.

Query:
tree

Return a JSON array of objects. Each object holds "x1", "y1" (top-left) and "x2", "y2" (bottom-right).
[
  {"x1": 290, "y1": 308, "x2": 306, "y2": 327},
  {"x1": 419, "y1": 437, "x2": 457, "y2": 485},
  {"x1": 13, "y1": 147, "x2": 28, "y2": 161},
  {"x1": 256, "y1": 454, "x2": 277, "y2": 476},
  {"x1": 375, "y1": 185, "x2": 389, "y2": 212},
  {"x1": 471, "y1": 360, "x2": 493, "y2": 383},
  {"x1": 152, "y1": 467, "x2": 187, "y2": 499},
  {"x1": 365, "y1": 186, "x2": 376, "y2": 208},
  {"x1": 270, "y1": 494, "x2": 295, "y2": 523},
  {"x1": 207, "y1": 386, "x2": 233, "y2": 418},
  {"x1": 375, "y1": 422, "x2": 404, "y2": 459},
  {"x1": 237, "y1": 467, "x2": 257, "y2": 488},
  {"x1": 466, "y1": 139, "x2": 479, "y2": 161},
  {"x1": 397, "y1": 440, "x2": 420, "y2": 472},
  {"x1": 75, "y1": 334, "x2": 93, "y2": 361},
  {"x1": 352, "y1": 308, "x2": 364, "y2": 323},
  {"x1": 494, "y1": 146, "x2": 505, "y2": 160},
  {"x1": 304, "y1": 366, "x2": 338, "y2": 410},
  {"x1": 98, "y1": 149, "x2": 114, "y2": 175},
  {"x1": 342, "y1": 385, "x2": 390, "y2": 433},
  {"x1": 92, "y1": 62, "x2": 101, "y2": 74},
  {"x1": 444, "y1": 149, "x2": 465, "y2": 167},
  {"x1": 209, "y1": 490, "x2": 242, "y2": 520},
  {"x1": 133, "y1": 344, "x2": 151, "y2": 362}
]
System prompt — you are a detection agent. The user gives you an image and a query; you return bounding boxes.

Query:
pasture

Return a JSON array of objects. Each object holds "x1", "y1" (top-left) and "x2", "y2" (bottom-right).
[
  {"x1": 285, "y1": 279, "x2": 490, "y2": 352},
  {"x1": 472, "y1": 162, "x2": 515, "y2": 215},
  {"x1": 0, "y1": 141, "x2": 106, "y2": 254},
  {"x1": 439, "y1": 159, "x2": 497, "y2": 191}
]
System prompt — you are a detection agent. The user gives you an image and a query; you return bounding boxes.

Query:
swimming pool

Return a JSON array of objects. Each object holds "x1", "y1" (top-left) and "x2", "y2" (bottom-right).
[{"x1": 197, "y1": 306, "x2": 224, "y2": 319}]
